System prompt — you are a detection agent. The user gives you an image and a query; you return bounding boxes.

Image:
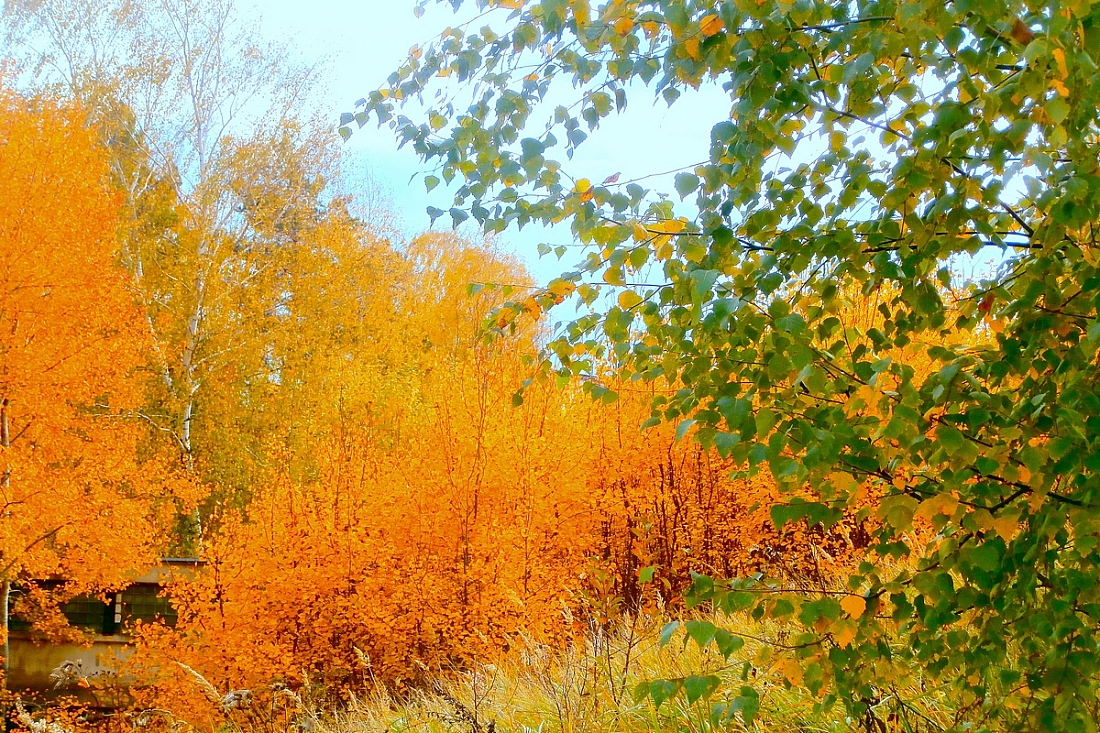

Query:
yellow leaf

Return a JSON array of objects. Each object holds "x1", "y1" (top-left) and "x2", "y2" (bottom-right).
[
  {"x1": 574, "y1": 178, "x2": 595, "y2": 202},
  {"x1": 1052, "y1": 79, "x2": 1070, "y2": 97},
  {"x1": 1053, "y1": 48, "x2": 1069, "y2": 79},
  {"x1": 569, "y1": 0, "x2": 589, "y2": 24},
  {"x1": 522, "y1": 296, "x2": 542, "y2": 319},
  {"x1": 777, "y1": 659, "x2": 803, "y2": 686},
  {"x1": 617, "y1": 290, "x2": 642, "y2": 310},
  {"x1": 613, "y1": 16, "x2": 634, "y2": 35},
  {"x1": 699, "y1": 14, "x2": 724, "y2": 37},
  {"x1": 779, "y1": 118, "x2": 804, "y2": 137},
  {"x1": 682, "y1": 241, "x2": 706, "y2": 263},
  {"x1": 547, "y1": 279, "x2": 576, "y2": 298},
  {"x1": 915, "y1": 492, "x2": 959, "y2": 522},
  {"x1": 841, "y1": 595, "x2": 866, "y2": 620},
  {"x1": 650, "y1": 218, "x2": 686, "y2": 234},
  {"x1": 642, "y1": 20, "x2": 660, "y2": 38},
  {"x1": 844, "y1": 384, "x2": 876, "y2": 415},
  {"x1": 684, "y1": 37, "x2": 701, "y2": 61},
  {"x1": 603, "y1": 267, "x2": 625, "y2": 286},
  {"x1": 632, "y1": 222, "x2": 649, "y2": 242},
  {"x1": 833, "y1": 620, "x2": 858, "y2": 647},
  {"x1": 828, "y1": 471, "x2": 858, "y2": 496},
  {"x1": 991, "y1": 515, "x2": 1018, "y2": 542}
]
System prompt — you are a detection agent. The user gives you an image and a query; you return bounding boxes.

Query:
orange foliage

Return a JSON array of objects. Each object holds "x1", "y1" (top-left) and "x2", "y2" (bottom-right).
[
  {"x1": 123, "y1": 238, "x2": 867, "y2": 723},
  {"x1": 577, "y1": 385, "x2": 869, "y2": 614},
  {"x1": 0, "y1": 85, "x2": 173, "y2": 596},
  {"x1": 0, "y1": 83, "x2": 196, "y2": 678}
]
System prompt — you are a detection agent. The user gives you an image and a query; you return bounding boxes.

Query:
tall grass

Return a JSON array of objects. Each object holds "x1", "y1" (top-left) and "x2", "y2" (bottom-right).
[
  {"x1": 9, "y1": 610, "x2": 960, "y2": 733},
  {"x1": 320, "y1": 612, "x2": 958, "y2": 733}
]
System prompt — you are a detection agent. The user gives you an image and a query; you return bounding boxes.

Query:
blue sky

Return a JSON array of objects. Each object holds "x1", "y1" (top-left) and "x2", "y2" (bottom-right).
[{"x1": 256, "y1": 0, "x2": 727, "y2": 284}]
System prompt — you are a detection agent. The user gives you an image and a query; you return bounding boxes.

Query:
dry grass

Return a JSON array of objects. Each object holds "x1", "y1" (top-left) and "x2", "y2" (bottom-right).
[
  {"x1": 317, "y1": 612, "x2": 957, "y2": 733},
  {"x1": 7, "y1": 610, "x2": 958, "y2": 733}
]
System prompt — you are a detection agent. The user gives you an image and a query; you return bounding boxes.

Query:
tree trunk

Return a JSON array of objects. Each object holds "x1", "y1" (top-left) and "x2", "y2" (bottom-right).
[
  {"x1": 1, "y1": 579, "x2": 9, "y2": 691},
  {"x1": 2, "y1": 397, "x2": 10, "y2": 690}
]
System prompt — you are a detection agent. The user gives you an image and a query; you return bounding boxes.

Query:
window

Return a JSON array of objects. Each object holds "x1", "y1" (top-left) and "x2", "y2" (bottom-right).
[
  {"x1": 120, "y1": 584, "x2": 178, "y2": 627},
  {"x1": 5, "y1": 578, "x2": 181, "y2": 636},
  {"x1": 60, "y1": 595, "x2": 114, "y2": 633}
]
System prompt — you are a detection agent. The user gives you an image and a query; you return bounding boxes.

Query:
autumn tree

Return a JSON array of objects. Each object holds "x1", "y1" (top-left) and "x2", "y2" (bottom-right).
[
  {"x1": 2, "y1": 0, "x2": 380, "y2": 540},
  {"x1": 354, "y1": 0, "x2": 1100, "y2": 729},
  {"x1": 0, "y1": 84, "x2": 176, "y2": 680},
  {"x1": 120, "y1": 237, "x2": 592, "y2": 707}
]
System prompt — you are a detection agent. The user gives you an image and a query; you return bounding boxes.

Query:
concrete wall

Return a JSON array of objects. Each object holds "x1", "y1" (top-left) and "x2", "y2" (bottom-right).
[{"x1": 5, "y1": 632, "x2": 132, "y2": 706}]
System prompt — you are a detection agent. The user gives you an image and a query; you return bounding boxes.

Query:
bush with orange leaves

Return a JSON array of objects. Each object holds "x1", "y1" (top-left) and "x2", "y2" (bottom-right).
[
  {"x1": 580, "y1": 385, "x2": 874, "y2": 619},
  {"x1": 117, "y1": 238, "x2": 871, "y2": 726}
]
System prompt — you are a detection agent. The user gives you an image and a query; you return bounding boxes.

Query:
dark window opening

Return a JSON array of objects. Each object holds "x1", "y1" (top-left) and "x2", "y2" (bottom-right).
[
  {"x1": 60, "y1": 595, "x2": 114, "y2": 633},
  {"x1": 120, "y1": 585, "x2": 178, "y2": 628},
  {"x1": 6, "y1": 583, "x2": 179, "y2": 636}
]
